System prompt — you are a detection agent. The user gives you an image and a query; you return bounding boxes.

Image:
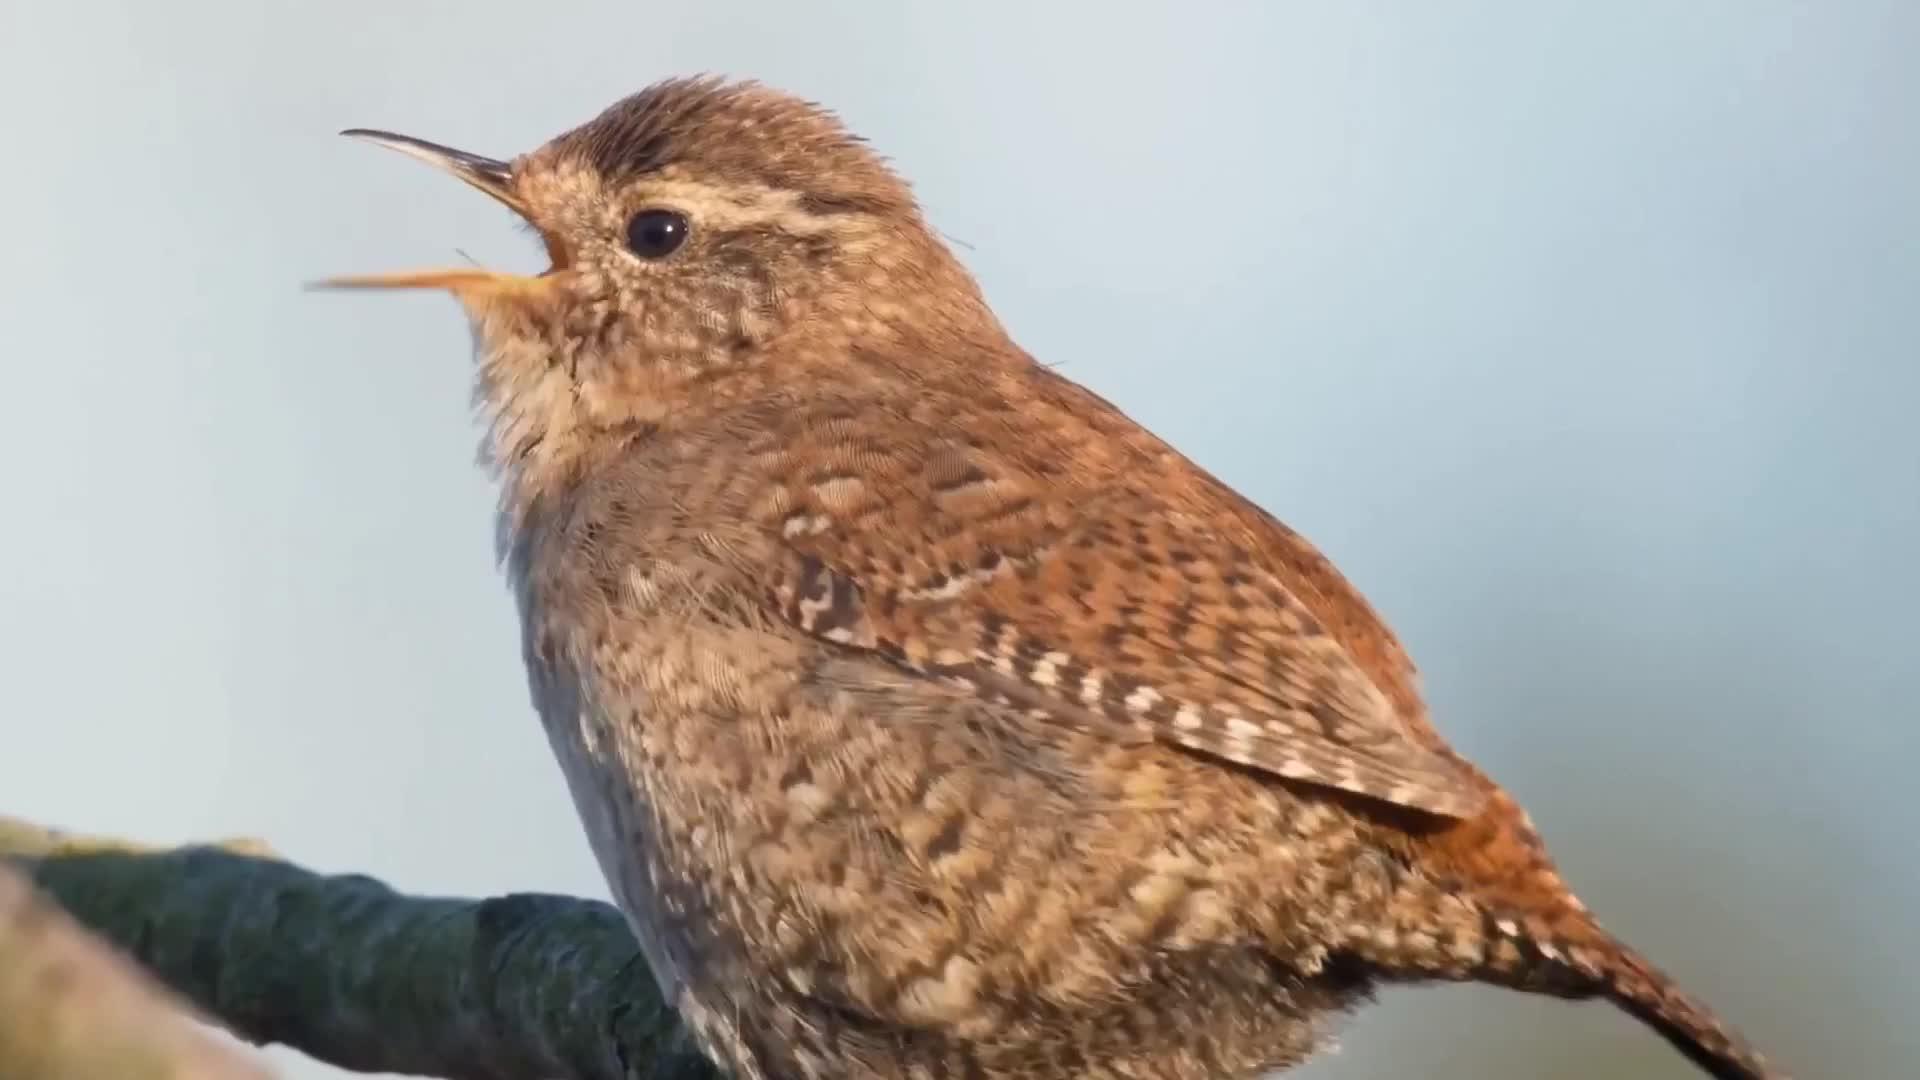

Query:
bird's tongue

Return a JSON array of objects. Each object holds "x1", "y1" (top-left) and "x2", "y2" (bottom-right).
[{"x1": 311, "y1": 268, "x2": 521, "y2": 293}]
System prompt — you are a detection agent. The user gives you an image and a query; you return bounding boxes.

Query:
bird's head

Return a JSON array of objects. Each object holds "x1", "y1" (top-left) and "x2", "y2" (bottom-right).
[{"x1": 323, "y1": 77, "x2": 992, "y2": 490}]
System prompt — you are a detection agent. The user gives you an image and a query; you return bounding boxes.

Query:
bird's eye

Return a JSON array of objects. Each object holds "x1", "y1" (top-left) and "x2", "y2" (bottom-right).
[{"x1": 625, "y1": 208, "x2": 690, "y2": 259}]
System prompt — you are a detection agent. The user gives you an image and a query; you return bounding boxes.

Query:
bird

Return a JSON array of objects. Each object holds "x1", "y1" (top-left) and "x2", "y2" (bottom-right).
[{"x1": 322, "y1": 76, "x2": 1787, "y2": 1080}]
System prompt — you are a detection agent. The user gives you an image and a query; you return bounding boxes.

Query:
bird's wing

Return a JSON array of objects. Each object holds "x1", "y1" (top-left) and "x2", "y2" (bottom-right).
[{"x1": 743, "y1": 361, "x2": 1486, "y2": 820}]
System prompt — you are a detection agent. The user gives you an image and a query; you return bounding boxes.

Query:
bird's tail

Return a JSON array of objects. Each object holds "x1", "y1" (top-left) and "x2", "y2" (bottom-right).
[
  {"x1": 1352, "y1": 891, "x2": 1787, "y2": 1080},
  {"x1": 1582, "y1": 934, "x2": 1784, "y2": 1080},
  {"x1": 1340, "y1": 776, "x2": 1787, "y2": 1079}
]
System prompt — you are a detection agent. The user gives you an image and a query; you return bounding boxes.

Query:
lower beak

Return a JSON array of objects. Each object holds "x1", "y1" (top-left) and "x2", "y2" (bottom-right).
[{"x1": 314, "y1": 129, "x2": 561, "y2": 294}]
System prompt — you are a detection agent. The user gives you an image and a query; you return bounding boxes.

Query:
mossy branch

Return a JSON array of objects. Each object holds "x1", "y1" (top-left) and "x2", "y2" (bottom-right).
[{"x1": 1, "y1": 816, "x2": 719, "y2": 1080}]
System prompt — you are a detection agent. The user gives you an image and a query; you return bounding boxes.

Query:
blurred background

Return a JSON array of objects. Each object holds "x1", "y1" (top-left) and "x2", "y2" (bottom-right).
[{"x1": 2, "y1": 2, "x2": 1913, "y2": 1077}]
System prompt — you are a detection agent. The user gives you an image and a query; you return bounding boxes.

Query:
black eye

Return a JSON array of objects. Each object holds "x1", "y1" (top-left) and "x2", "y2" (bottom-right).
[{"x1": 625, "y1": 208, "x2": 690, "y2": 259}]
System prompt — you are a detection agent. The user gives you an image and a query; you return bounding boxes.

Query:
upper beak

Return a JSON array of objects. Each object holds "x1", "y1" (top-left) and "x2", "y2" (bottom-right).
[{"x1": 315, "y1": 129, "x2": 558, "y2": 294}]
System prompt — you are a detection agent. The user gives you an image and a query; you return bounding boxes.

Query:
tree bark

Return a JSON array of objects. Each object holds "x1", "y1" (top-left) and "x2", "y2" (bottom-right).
[{"x1": 1, "y1": 816, "x2": 718, "y2": 1080}]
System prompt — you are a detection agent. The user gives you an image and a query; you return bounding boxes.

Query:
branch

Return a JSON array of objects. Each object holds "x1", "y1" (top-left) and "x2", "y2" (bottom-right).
[
  {"x1": 0, "y1": 859, "x2": 272, "y2": 1080},
  {"x1": 1, "y1": 816, "x2": 719, "y2": 1080}
]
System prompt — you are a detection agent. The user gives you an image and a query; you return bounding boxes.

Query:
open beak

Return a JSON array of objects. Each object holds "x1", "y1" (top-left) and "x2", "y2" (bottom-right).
[{"x1": 315, "y1": 129, "x2": 561, "y2": 294}]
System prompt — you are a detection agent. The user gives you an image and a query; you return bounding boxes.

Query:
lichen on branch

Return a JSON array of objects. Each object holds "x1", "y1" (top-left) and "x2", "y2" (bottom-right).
[
  {"x1": 0, "y1": 859, "x2": 271, "y2": 1079},
  {"x1": 1, "y1": 816, "x2": 718, "y2": 1080}
]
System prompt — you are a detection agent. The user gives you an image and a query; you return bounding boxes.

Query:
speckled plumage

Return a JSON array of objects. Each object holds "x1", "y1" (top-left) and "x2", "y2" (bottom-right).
[{"x1": 338, "y1": 77, "x2": 1786, "y2": 1080}]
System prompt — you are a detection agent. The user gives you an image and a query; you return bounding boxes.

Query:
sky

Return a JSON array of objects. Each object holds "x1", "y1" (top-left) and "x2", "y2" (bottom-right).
[{"x1": 1, "y1": 2, "x2": 1914, "y2": 1077}]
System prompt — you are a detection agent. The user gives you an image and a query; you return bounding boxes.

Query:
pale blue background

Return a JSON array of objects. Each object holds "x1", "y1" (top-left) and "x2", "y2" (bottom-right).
[{"x1": 2, "y1": 3, "x2": 1913, "y2": 1077}]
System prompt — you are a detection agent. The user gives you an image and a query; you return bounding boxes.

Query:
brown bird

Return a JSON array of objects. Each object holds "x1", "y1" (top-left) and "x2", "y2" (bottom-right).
[{"x1": 325, "y1": 77, "x2": 1785, "y2": 1080}]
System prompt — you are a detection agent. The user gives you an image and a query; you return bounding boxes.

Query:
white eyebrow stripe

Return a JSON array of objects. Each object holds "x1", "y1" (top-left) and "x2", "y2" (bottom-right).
[{"x1": 616, "y1": 177, "x2": 841, "y2": 235}]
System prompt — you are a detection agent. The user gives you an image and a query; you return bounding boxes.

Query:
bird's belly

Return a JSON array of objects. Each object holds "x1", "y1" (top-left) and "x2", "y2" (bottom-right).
[
  {"x1": 521, "y1": 606, "x2": 1386, "y2": 1078},
  {"x1": 533, "y1": 675, "x2": 692, "y2": 1006}
]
